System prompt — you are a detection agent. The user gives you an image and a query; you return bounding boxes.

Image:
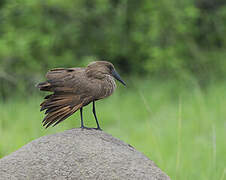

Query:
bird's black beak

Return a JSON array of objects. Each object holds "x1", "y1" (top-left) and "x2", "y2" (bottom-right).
[{"x1": 112, "y1": 69, "x2": 126, "y2": 86}]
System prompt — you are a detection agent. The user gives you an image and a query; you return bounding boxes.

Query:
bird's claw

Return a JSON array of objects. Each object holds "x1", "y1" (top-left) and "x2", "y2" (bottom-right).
[{"x1": 80, "y1": 126, "x2": 102, "y2": 131}]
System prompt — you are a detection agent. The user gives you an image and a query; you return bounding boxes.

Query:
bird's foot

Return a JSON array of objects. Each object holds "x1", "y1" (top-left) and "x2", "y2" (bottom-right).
[
  {"x1": 93, "y1": 127, "x2": 102, "y2": 131},
  {"x1": 80, "y1": 126, "x2": 91, "y2": 130},
  {"x1": 80, "y1": 126, "x2": 102, "y2": 131}
]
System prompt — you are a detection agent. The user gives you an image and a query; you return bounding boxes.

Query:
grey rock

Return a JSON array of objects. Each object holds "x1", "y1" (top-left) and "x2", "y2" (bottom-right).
[{"x1": 0, "y1": 128, "x2": 170, "y2": 180}]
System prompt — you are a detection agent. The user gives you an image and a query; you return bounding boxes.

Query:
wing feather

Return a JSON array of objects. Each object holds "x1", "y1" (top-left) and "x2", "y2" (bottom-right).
[
  {"x1": 40, "y1": 93, "x2": 85, "y2": 128},
  {"x1": 37, "y1": 67, "x2": 95, "y2": 128}
]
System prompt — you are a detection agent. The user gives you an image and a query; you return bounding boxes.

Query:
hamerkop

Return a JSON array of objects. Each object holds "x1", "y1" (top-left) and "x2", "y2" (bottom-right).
[{"x1": 37, "y1": 61, "x2": 126, "y2": 130}]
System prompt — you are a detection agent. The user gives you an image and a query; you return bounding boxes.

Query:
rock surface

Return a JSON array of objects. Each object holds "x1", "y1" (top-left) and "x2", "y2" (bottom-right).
[{"x1": 0, "y1": 128, "x2": 170, "y2": 180}]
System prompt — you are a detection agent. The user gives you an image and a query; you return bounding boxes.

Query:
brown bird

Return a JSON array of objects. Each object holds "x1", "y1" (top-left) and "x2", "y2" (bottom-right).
[{"x1": 37, "y1": 61, "x2": 126, "y2": 130}]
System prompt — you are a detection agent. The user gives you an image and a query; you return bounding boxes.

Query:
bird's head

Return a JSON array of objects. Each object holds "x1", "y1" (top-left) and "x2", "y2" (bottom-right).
[{"x1": 86, "y1": 61, "x2": 126, "y2": 86}]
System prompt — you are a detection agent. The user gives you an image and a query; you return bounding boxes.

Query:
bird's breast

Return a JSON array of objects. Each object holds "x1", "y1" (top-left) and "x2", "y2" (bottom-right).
[{"x1": 98, "y1": 75, "x2": 116, "y2": 99}]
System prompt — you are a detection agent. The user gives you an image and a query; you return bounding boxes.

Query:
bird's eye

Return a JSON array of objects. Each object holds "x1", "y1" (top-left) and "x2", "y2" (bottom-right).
[{"x1": 108, "y1": 65, "x2": 113, "y2": 71}]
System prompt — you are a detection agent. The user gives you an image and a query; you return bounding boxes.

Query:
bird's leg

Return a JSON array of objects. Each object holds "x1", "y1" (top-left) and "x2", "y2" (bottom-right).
[
  {"x1": 80, "y1": 107, "x2": 85, "y2": 128},
  {"x1": 80, "y1": 107, "x2": 93, "y2": 130},
  {"x1": 92, "y1": 101, "x2": 102, "y2": 130}
]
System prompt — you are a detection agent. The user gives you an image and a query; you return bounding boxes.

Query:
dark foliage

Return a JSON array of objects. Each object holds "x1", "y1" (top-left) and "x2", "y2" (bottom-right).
[{"x1": 0, "y1": 0, "x2": 226, "y2": 98}]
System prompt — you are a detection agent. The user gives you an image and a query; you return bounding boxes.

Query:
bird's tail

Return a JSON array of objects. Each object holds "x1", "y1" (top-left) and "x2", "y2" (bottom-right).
[{"x1": 40, "y1": 93, "x2": 82, "y2": 128}]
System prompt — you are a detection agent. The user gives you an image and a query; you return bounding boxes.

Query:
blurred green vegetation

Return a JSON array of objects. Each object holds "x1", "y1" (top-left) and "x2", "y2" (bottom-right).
[
  {"x1": 0, "y1": 80, "x2": 225, "y2": 180},
  {"x1": 0, "y1": 0, "x2": 226, "y2": 98}
]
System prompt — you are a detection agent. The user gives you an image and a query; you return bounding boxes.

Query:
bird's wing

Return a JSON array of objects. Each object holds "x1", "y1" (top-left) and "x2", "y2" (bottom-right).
[
  {"x1": 37, "y1": 67, "x2": 97, "y2": 128},
  {"x1": 38, "y1": 68, "x2": 83, "y2": 92}
]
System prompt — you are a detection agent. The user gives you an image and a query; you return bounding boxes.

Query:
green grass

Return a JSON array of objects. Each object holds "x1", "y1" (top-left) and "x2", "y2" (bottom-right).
[{"x1": 0, "y1": 80, "x2": 225, "y2": 180}]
